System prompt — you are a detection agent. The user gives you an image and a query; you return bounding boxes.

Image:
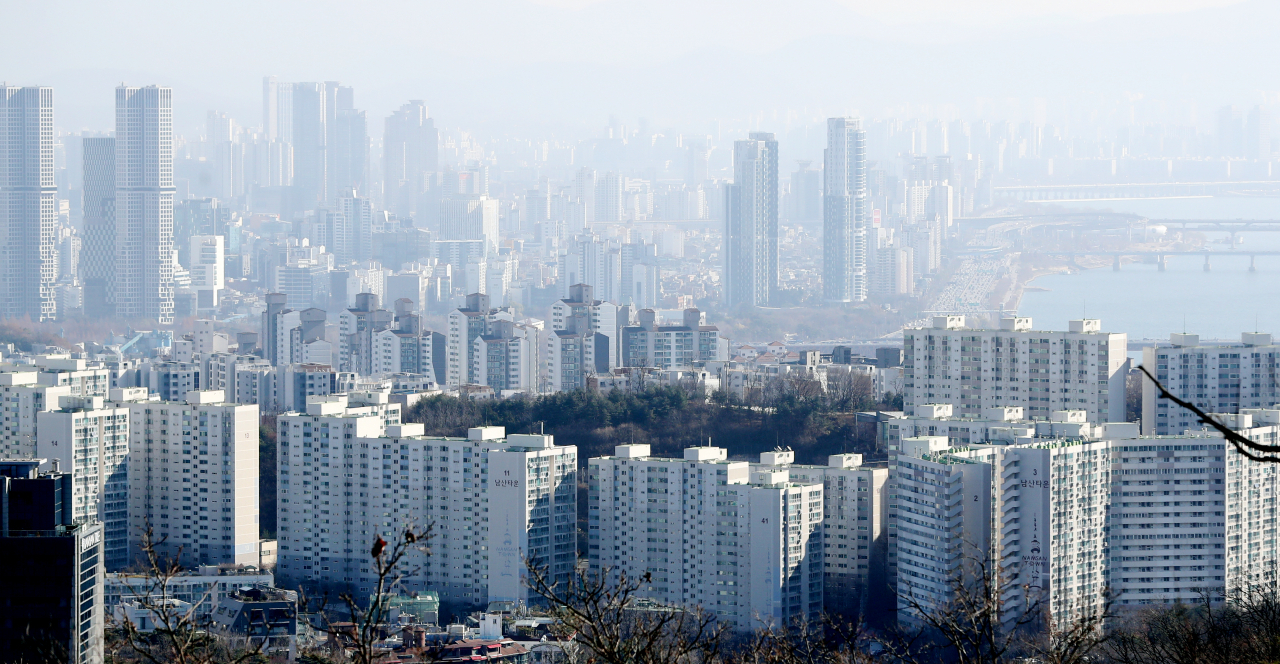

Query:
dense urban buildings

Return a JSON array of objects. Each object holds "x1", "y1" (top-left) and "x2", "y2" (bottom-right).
[
  {"x1": 5, "y1": 9, "x2": 1280, "y2": 649},
  {"x1": 903, "y1": 316, "x2": 1128, "y2": 423}
]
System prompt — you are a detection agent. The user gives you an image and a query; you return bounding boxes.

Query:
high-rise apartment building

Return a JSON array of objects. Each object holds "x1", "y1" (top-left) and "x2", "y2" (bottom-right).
[
  {"x1": 36, "y1": 396, "x2": 131, "y2": 571},
  {"x1": 903, "y1": 316, "x2": 1127, "y2": 423},
  {"x1": 619, "y1": 308, "x2": 728, "y2": 369},
  {"x1": 1141, "y1": 332, "x2": 1280, "y2": 435},
  {"x1": 0, "y1": 86, "x2": 57, "y2": 321},
  {"x1": 588, "y1": 445, "x2": 824, "y2": 630},
  {"x1": 594, "y1": 172, "x2": 623, "y2": 223},
  {"x1": 384, "y1": 101, "x2": 438, "y2": 221},
  {"x1": 114, "y1": 86, "x2": 175, "y2": 323},
  {"x1": 445, "y1": 293, "x2": 515, "y2": 387},
  {"x1": 550, "y1": 284, "x2": 623, "y2": 369},
  {"x1": 276, "y1": 416, "x2": 576, "y2": 607},
  {"x1": 119, "y1": 390, "x2": 259, "y2": 567},
  {"x1": 823, "y1": 118, "x2": 867, "y2": 302},
  {"x1": 752, "y1": 450, "x2": 888, "y2": 615},
  {"x1": 724, "y1": 132, "x2": 778, "y2": 308}
]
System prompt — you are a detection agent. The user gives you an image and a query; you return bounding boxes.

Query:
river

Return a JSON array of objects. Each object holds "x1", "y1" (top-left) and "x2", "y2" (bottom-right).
[{"x1": 1016, "y1": 196, "x2": 1280, "y2": 342}]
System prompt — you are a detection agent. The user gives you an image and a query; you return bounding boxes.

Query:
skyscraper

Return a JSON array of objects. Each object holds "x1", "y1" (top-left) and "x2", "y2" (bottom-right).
[
  {"x1": 384, "y1": 101, "x2": 438, "y2": 221},
  {"x1": 724, "y1": 132, "x2": 778, "y2": 308},
  {"x1": 291, "y1": 82, "x2": 328, "y2": 208},
  {"x1": 114, "y1": 86, "x2": 175, "y2": 323},
  {"x1": 0, "y1": 86, "x2": 57, "y2": 321},
  {"x1": 823, "y1": 118, "x2": 867, "y2": 302},
  {"x1": 328, "y1": 85, "x2": 368, "y2": 200}
]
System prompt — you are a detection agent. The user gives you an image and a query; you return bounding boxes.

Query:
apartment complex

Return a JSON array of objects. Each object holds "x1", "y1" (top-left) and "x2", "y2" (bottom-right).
[
  {"x1": 1142, "y1": 332, "x2": 1280, "y2": 435},
  {"x1": 275, "y1": 400, "x2": 576, "y2": 607},
  {"x1": 903, "y1": 316, "x2": 1127, "y2": 423},
  {"x1": 752, "y1": 450, "x2": 889, "y2": 615},
  {"x1": 588, "y1": 445, "x2": 824, "y2": 630},
  {"x1": 120, "y1": 390, "x2": 259, "y2": 567}
]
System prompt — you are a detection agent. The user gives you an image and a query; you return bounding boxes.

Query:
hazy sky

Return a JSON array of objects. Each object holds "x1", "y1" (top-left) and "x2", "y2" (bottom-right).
[{"x1": 5, "y1": 0, "x2": 1274, "y2": 139}]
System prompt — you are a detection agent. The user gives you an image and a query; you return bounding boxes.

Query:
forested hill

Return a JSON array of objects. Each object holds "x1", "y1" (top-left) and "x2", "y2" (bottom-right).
[{"x1": 403, "y1": 385, "x2": 900, "y2": 466}]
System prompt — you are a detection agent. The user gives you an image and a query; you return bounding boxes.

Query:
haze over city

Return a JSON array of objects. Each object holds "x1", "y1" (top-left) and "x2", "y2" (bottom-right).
[{"x1": 3, "y1": 2, "x2": 1280, "y2": 663}]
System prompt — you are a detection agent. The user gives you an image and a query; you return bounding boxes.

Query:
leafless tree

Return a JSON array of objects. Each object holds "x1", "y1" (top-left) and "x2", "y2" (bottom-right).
[
  {"x1": 884, "y1": 554, "x2": 1111, "y2": 664},
  {"x1": 825, "y1": 370, "x2": 874, "y2": 412},
  {"x1": 1140, "y1": 365, "x2": 1280, "y2": 462},
  {"x1": 108, "y1": 526, "x2": 265, "y2": 664},
  {"x1": 525, "y1": 562, "x2": 730, "y2": 664},
  {"x1": 736, "y1": 614, "x2": 876, "y2": 664},
  {"x1": 308, "y1": 524, "x2": 435, "y2": 664}
]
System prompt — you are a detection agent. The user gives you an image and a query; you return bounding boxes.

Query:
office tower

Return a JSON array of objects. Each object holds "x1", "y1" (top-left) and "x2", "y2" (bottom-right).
[
  {"x1": 384, "y1": 101, "x2": 438, "y2": 221},
  {"x1": 338, "y1": 192, "x2": 374, "y2": 264},
  {"x1": 35, "y1": 396, "x2": 131, "y2": 571},
  {"x1": 291, "y1": 82, "x2": 328, "y2": 208},
  {"x1": 329, "y1": 86, "x2": 368, "y2": 199},
  {"x1": 550, "y1": 284, "x2": 622, "y2": 370},
  {"x1": 588, "y1": 445, "x2": 824, "y2": 630},
  {"x1": 619, "y1": 308, "x2": 728, "y2": 369},
  {"x1": 574, "y1": 167, "x2": 596, "y2": 225},
  {"x1": 1140, "y1": 332, "x2": 1280, "y2": 435},
  {"x1": 440, "y1": 194, "x2": 500, "y2": 253},
  {"x1": 594, "y1": 172, "x2": 623, "y2": 222},
  {"x1": 277, "y1": 421, "x2": 576, "y2": 606},
  {"x1": 118, "y1": 389, "x2": 259, "y2": 566},
  {"x1": 0, "y1": 86, "x2": 57, "y2": 321},
  {"x1": 823, "y1": 118, "x2": 867, "y2": 302},
  {"x1": 788, "y1": 161, "x2": 821, "y2": 223},
  {"x1": 207, "y1": 110, "x2": 240, "y2": 201},
  {"x1": 0, "y1": 460, "x2": 104, "y2": 664},
  {"x1": 903, "y1": 316, "x2": 1128, "y2": 423},
  {"x1": 752, "y1": 450, "x2": 888, "y2": 616},
  {"x1": 724, "y1": 132, "x2": 778, "y2": 308},
  {"x1": 445, "y1": 293, "x2": 515, "y2": 387},
  {"x1": 259, "y1": 76, "x2": 293, "y2": 188},
  {"x1": 189, "y1": 235, "x2": 224, "y2": 310},
  {"x1": 114, "y1": 86, "x2": 175, "y2": 323}
]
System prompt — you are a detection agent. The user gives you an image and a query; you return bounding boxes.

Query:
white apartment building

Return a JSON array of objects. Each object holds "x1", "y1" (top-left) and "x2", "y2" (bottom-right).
[
  {"x1": 189, "y1": 235, "x2": 225, "y2": 310},
  {"x1": 30, "y1": 356, "x2": 112, "y2": 398},
  {"x1": 0, "y1": 371, "x2": 71, "y2": 457},
  {"x1": 1108, "y1": 427, "x2": 1227, "y2": 608},
  {"x1": 446, "y1": 293, "x2": 515, "y2": 387},
  {"x1": 752, "y1": 450, "x2": 888, "y2": 614},
  {"x1": 888, "y1": 414, "x2": 1246, "y2": 626},
  {"x1": 588, "y1": 445, "x2": 824, "y2": 630},
  {"x1": 119, "y1": 390, "x2": 260, "y2": 567},
  {"x1": 1142, "y1": 332, "x2": 1280, "y2": 435},
  {"x1": 36, "y1": 396, "x2": 131, "y2": 570},
  {"x1": 550, "y1": 284, "x2": 623, "y2": 369},
  {"x1": 276, "y1": 419, "x2": 576, "y2": 607},
  {"x1": 473, "y1": 322, "x2": 539, "y2": 394},
  {"x1": 903, "y1": 316, "x2": 1127, "y2": 423},
  {"x1": 891, "y1": 436, "x2": 992, "y2": 623},
  {"x1": 1224, "y1": 409, "x2": 1280, "y2": 597}
]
